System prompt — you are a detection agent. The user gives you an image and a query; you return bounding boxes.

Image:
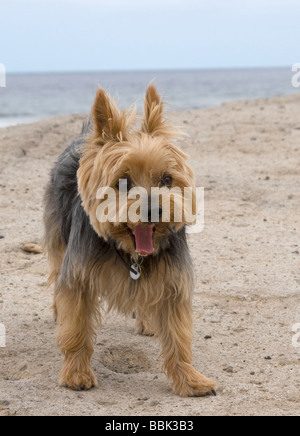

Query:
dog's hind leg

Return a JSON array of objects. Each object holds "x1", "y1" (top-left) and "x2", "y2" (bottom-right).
[
  {"x1": 48, "y1": 245, "x2": 65, "y2": 322},
  {"x1": 135, "y1": 311, "x2": 155, "y2": 337},
  {"x1": 43, "y1": 207, "x2": 66, "y2": 322},
  {"x1": 56, "y1": 284, "x2": 100, "y2": 391}
]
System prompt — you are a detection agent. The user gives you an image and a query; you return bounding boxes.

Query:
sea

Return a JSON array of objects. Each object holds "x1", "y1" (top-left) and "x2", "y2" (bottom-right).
[{"x1": 0, "y1": 67, "x2": 298, "y2": 128}]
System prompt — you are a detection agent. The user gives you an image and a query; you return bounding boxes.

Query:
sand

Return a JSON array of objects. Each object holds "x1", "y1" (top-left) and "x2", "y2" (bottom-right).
[{"x1": 0, "y1": 95, "x2": 299, "y2": 416}]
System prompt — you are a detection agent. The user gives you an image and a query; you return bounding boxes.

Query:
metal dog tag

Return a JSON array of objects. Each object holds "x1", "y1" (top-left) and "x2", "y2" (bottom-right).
[{"x1": 130, "y1": 264, "x2": 141, "y2": 280}]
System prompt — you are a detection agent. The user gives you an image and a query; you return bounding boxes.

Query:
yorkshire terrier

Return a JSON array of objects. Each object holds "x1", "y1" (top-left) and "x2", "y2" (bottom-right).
[{"x1": 43, "y1": 85, "x2": 216, "y2": 397}]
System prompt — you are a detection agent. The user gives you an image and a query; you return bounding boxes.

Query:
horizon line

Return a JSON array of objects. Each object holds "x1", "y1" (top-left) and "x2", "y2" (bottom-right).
[{"x1": 5, "y1": 65, "x2": 291, "y2": 76}]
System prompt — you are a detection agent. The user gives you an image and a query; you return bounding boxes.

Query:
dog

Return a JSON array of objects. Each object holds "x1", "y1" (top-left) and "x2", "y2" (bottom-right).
[{"x1": 43, "y1": 85, "x2": 216, "y2": 397}]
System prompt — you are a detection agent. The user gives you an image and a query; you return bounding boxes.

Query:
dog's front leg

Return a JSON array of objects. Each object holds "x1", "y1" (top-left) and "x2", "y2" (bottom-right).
[
  {"x1": 55, "y1": 284, "x2": 100, "y2": 391},
  {"x1": 158, "y1": 293, "x2": 216, "y2": 397}
]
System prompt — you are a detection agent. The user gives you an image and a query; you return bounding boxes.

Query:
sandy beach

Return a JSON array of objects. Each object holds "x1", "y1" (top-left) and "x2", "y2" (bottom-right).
[{"x1": 0, "y1": 94, "x2": 299, "y2": 416}]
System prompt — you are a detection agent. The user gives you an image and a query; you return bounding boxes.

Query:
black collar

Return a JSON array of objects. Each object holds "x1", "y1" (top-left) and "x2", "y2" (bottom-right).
[{"x1": 113, "y1": 245, "x2": 137, "y2": 275}]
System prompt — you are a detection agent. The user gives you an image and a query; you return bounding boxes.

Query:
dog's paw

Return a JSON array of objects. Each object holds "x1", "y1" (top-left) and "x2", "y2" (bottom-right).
[
  {"x1": 135, "y1": 319, "x2": 155, "y2": 337},
  {"x1": 172, "y1": 364, "x2": 217, "y2": 397},
  {"x1": 59, "y1": 366, "x2": 98, "y2": 391}
]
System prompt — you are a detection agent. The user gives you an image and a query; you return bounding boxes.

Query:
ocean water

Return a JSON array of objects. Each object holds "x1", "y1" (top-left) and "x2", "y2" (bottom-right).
[{"x1": 0, "y1": 68, "x2": 298, "y2": 128}]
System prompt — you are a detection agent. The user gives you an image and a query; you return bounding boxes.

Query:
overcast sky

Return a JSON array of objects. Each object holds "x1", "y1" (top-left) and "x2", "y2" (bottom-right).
[{"x1": 0, "y1": 0, "x2": 299, "y2": 73}]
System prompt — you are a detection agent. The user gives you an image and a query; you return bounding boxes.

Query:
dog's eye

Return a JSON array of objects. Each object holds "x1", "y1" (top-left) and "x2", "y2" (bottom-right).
[
  {"x1": 160, "y1": 174, "x2": 173, "y2": 188},
  {"x1": 116, "y1": 177, "x2": 132, "y2": 192}
]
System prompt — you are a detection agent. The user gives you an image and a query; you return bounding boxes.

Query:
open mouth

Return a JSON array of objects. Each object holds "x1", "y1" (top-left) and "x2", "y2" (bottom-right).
[{"x1": 129, "y1": 224, "x2": 155, "y2": 256}]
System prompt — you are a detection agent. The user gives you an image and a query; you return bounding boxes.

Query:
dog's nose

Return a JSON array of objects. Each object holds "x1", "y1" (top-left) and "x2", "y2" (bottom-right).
[{"x1": 148, "y1": 204, "x2": 163, "y2": 223}]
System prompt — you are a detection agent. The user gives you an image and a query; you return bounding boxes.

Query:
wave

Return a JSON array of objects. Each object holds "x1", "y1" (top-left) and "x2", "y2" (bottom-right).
[{"x1": 0, "y1": 112, "x2": 37, "y2": 118}]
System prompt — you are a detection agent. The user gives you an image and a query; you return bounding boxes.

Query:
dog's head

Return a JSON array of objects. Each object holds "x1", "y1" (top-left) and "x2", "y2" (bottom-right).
[{"x1": 77, "y1": 86, "x2": 196, "y2": 257}]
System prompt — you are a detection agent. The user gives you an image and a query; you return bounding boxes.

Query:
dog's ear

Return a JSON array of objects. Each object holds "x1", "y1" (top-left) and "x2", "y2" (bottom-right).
[
  {"x1": 142, "y1": 85, "x2": 164, "y2": 136},
  {"x1": 92, "y1": 88, "x2": 134, "y2": 142},
  {"x1": 142, "y1": 85, "x2": 175, "y2": 138}
]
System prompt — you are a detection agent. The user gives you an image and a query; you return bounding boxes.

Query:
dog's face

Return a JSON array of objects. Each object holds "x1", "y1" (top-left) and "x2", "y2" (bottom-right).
[{"x1": 78, "y1": 86, "x2": 196, "y2": 257}]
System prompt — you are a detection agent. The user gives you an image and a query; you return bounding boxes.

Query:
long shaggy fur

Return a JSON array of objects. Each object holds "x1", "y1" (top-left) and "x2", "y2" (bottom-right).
[{"x1": 43, "y1": 85, "x2": 216, "y2": 396}]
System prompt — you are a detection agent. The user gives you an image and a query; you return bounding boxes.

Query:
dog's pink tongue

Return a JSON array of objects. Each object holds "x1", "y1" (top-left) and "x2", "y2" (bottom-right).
[{"x1": 133, "y1": 225, "x2": 154, "y2": 256}]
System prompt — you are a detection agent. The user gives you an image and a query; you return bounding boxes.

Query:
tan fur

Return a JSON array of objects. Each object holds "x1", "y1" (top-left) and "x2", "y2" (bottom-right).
[
  {"x1": 55, "y1": 284, "x2": 101, "y2": 390},
  {"x1": 45, "y1": 86, "x2": 216, "y2": 397},
  {"x1": 78, "y1": 88, "x2": 196, "y2": 257}
]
